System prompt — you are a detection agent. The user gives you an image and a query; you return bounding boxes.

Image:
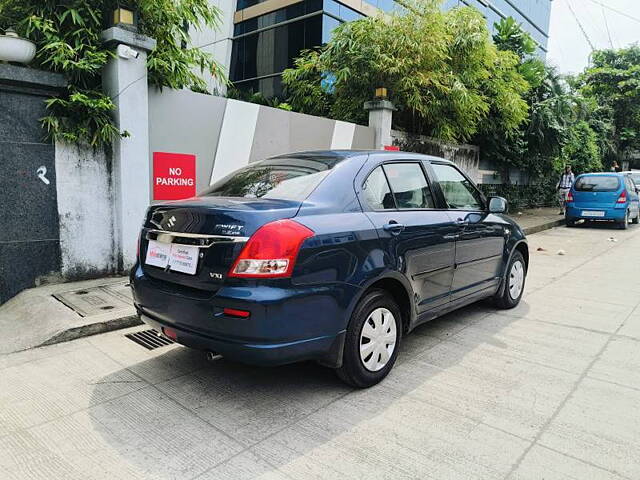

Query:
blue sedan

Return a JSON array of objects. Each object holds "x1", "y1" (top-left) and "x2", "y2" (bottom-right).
[
  {"x1": 131, "y1": 151, "x2": 528, "y2": 387},
  {"x1": 565, "y1": 173, "x2": 640, "y2": 229}
]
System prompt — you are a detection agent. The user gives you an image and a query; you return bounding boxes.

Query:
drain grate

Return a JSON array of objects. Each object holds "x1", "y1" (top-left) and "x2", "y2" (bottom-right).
[{"x1": 125, "y1": 329, "x2": 175, "y2": 350}]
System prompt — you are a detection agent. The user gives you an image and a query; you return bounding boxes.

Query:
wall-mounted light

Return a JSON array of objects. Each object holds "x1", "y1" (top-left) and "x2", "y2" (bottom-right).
[
  {"x1": 113, "y1": 8, "x2": 134, "y2": 26},
  {"x1": 110, "y1": 3, "x2": 138, "y2": 32},
  {"x1": 374, "y1": 87, "x2": 388, "y2": 99}
]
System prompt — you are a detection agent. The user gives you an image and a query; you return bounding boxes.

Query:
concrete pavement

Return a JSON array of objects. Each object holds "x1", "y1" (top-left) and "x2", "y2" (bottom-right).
[{"x1": 2, "y1": 223, "x2": 640, "y2": 479}]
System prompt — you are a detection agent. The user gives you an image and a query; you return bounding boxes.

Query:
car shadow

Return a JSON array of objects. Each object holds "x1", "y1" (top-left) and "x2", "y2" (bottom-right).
[{"x1": 88, "y1": 301, "x2": 524, "y2": 479}]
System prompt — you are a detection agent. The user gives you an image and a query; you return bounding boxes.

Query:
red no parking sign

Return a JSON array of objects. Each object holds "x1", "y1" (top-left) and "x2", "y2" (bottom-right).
[{"x1": 153, "y1": 152, "x2": 196, "y2": 200}]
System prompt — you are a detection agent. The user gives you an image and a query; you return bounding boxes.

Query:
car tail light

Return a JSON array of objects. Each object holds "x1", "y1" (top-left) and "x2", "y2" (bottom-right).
[
  {"x1": 566, "y1": 191, "x2": 574, "y2": 203},
  {"x1": 617, "y1": 190, "x2": 627, "y2": 203},
  {"x1": 228, "y1": 219, "x2": 314, "y2": 278}
]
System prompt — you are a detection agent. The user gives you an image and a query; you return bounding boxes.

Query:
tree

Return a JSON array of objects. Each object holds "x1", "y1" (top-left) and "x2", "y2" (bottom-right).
[
  {"x1": 0, "y1": 0, "x2": 224, "y2": 146},
  {"x1": 282, "y1": 0, "x2": 529, "y2": 143},
  {"x1": 579, "y1": 46, "x2": 640, "y2": 165},
  {"x1": 477, "y1": 18, "x2": 575, "y2": 183}
]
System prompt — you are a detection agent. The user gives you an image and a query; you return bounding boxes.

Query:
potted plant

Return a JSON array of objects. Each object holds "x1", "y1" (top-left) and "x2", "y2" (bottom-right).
[{"x1": 0, "y1": 28, "x2": 36, "y2": 64}]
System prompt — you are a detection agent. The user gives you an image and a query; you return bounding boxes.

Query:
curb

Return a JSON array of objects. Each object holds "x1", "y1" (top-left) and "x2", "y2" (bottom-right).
[
  {"x1": 522, "y1": 218, "x2": 565, "y2": 236},
  {"x1": 38, "y1": 314, "x2": 142, "y2": 348}
]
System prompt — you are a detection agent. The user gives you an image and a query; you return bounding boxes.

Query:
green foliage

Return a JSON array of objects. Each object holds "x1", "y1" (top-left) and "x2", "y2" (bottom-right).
[
  {"x1": 282, "y1": 0, "x2": 529, "y2": 143},
  {"x1": 559, "y1": 120, "x2": 602, "y2": 174},
  {"x1": 579, "y1": 45, "x2": 640, "y2": 164},
  {"x1": 479, "y1": 179, "x2": 557, "y2": 211},
  {"x1": 478, "y1": 18, "x2": 574, "y2": 184},
  {"x1": 137, "y1": 0, "x2": 224, "y2": 92},
  {"x1": 0, "y1": 0, "x2": 224, "y2": 147}
]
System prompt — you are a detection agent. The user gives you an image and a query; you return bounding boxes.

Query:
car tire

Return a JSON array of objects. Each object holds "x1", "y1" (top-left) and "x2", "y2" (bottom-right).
[
  {"x1": 493, "y1": 250, "x2": 526, "y2": 310},
  {"x1": 619, "y1": 211, "x2": 629, "y2": 229},
  {"x1": 565, "y1": 217, "x2": 576, "y2": 227},
  {"x1": 336, "y1": 289, "x2": 402, "y2": 388},
  {"x1": 633, "y1": 212, "x2": 639, "y2": 225}
]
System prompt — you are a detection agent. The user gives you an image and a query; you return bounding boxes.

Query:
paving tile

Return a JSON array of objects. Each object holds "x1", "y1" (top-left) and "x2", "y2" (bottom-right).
[
  {"x1": 617, "y1": 308, "x2": 640, "y2": 340},
  {"x1": 497, "y1": 291, "x2": 632, "y2": 333},
  {"x1": 539, "y1": 378, "x2": 640, "y2": 479},
  {"x1": 198, "y1": 450, "x2": 292, "y2": 480},
  {"x1": 0, "y1": 345, "x2": 145, "y2": 436},
  {"x1": 0, "y1": 386, "x2": 243, "y2": 480},
  {"x1": 588, "y1": 336, "x2": 640, "y2": 388},
  {"x1": 84, "y1": 386, "x2": 243, "y2": 479},
  {"x1": 449, "y1": 314, "x2": 608, "y2": 374},
  {"x1": 511, "y1": 444, "x2": 626, "y2": 480},
  {"x1": 252, "y1": 390, "x2": 530, "y2": 480},
  {"x1": 385, "y1": 339, "x2": 578, "y2": 440},
  {"x1": 156, "y1": 359, "x2": 350, "y2": 447},
  {"x1": 87, "y1": 326, "x2": 210, "y2": 384}
]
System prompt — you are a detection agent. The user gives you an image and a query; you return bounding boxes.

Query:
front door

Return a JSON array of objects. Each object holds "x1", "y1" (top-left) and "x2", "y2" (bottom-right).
[
  {"x1": 359, "y1": 162, "x2": 458, "y2": 312},
  {"x1": 428, "y1": 162, "x2": 506, "y2": 301}
]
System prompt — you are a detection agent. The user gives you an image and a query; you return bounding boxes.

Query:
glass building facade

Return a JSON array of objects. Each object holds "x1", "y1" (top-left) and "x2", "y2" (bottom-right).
[{"x1": 230, "y1": 0, "x2": 552, "y2": 97}]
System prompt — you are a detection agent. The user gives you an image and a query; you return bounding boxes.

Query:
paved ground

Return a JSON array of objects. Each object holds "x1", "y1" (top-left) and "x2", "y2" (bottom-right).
[{"x1": 2, "y1": 223, "x2": 640, "y2": 479}]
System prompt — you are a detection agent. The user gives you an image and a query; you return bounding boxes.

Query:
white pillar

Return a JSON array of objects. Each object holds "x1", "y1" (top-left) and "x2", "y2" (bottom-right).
[
  {"x1": 101, "y1": 27, "x2": 156, "y2": 271},
  {"x1": 364, "y1": 99, "x2": 396, "y2": 150}
]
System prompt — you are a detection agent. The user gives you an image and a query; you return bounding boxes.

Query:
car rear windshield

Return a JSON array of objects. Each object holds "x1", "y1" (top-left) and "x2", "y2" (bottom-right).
[
  {"x1": 200, "y1": 156, "x2": 342, "y2": 201},
  {"x1": 574, "y1": 176, "x2": 620, "y2": 192}
]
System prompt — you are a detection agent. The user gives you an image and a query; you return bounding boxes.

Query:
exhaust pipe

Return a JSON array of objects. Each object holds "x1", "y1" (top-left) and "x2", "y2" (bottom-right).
[{"x1": 206, "y1": 351, "x2": 223, "y2": 362}]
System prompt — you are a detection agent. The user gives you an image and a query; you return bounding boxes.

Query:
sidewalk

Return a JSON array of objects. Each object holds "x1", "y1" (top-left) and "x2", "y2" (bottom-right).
[
  {"x1": 508, "y1": 206, "x2": 564, "y2": 235},
  {"x1": 0, "y1": 277, "x2": 138, "y2": 355},
  {"x1": 0, "y1": 207, "x2": 564, "y2": 355}
]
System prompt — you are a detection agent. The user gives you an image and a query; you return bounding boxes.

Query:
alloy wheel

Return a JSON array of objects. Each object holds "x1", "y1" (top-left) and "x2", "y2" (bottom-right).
[{"x1": 359, "y1": 307, "x2": 397, "y2": 372}]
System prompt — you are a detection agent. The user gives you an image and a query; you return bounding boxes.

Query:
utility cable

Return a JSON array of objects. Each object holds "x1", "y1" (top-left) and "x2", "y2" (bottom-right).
[
  {"x1": 601, "y1": 4, "x2": 614, "y2": 48},
  {"x1": 565, "y1": 0, "x2": 596, "y2": 51},
  {"x1": 584, "y1": 0, "x2": 640, "y2": 25}
]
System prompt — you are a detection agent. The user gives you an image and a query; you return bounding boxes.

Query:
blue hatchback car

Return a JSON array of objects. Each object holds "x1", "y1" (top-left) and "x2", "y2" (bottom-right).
[
  {"x1": 565, "y1": 173, "x2": 640, "y2": 228},
  {"x1": 131, "y1": 151, "x2": 528, "y2": 387}
]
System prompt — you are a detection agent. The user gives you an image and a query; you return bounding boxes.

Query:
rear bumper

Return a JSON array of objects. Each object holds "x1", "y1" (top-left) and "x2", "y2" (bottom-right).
[
  {"x1": 566, "y1": 205, "x2": 626, "y2": 221},
  {"x1": 130, "y1": 264, "x2": 353, "y2": 367}
]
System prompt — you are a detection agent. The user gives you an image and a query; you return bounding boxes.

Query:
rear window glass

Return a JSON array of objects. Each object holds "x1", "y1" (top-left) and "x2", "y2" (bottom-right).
[
  {"x1": 630, "y1": 175, "x2": 640, "y2": 186},
  {"x1": 200, "y1": 157, "x2": 341, "y2": 201},
  {"x1": 574, "y1": 176, "x2": 620, "y2": 192}
]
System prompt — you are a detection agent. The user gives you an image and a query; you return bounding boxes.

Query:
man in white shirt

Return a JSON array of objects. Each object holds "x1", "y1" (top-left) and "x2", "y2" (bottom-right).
[{"x1": 556, "y1": 165, "x2": 575, "y2": 215}]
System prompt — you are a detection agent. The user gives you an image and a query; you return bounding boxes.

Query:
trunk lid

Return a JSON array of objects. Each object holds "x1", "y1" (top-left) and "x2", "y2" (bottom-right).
[
  {"x1": 572, "y1": 190, "x2": 621, "y2": 209},
  {"x1": 139, "y1": 197, "x2": 301, "y2": 291}
]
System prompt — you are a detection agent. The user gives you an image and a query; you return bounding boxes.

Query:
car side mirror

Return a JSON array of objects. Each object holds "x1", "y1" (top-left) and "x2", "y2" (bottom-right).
[{"x1": 488, "y1": 196, "x2": 508, "y2": 214}]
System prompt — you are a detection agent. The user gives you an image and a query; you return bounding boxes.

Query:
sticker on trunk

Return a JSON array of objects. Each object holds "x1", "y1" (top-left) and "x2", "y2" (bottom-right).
[{"x1": 145, "y1": 240, "x2": 199, "y2": 275}]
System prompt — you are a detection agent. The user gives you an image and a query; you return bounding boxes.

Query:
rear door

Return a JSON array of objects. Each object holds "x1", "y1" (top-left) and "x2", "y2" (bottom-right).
[
  {"x1": 427, "y1": 162, "x2": 506, "y2": 301},
  {"x1": 359, "y1": 160, "x2": 458, "y2": 312}
]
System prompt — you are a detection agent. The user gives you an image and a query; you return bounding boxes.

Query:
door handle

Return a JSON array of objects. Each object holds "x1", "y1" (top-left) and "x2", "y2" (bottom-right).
[{"x1": 383, "y1": 222, "x2": 405, "y2": 235}]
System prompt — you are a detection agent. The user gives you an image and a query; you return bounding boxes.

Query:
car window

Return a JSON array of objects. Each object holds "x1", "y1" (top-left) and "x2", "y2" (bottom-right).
[
  {"x1": 200, "y1": 157, "x2": 340, "y2": 201},
  {"x1": 574, "y1": 176, "x2": 619, "y2": 192},
  {"x1": 362, "y1": 166, "x2": 395, "y2": 210},
  {"x1": 430, "y1": 163, "x2": 483, "y2": 210},
  {"x1": 382, "y1": 163, "x2": 435, "y2": 209}
]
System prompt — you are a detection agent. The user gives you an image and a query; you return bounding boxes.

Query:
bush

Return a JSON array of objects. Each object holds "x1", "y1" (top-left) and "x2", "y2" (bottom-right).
[
  {"x1": 479, "y1": 179, "x2": 557, "y2": 212},
  {"x1": 0, "y1": 0, "x2": 224, "y2": 147}
]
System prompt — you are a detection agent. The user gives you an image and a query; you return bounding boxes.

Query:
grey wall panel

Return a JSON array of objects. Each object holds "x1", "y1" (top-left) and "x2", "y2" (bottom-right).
[
  {"x1": 249, "y1": 105, "x2": 292, "y2": 163},
  {"x1": 288, "y1": 111, "x2": 335, "y2": 153},
  {"x1": 352, "y1": 124, "x2": 375, "y2": 149},
  {"x1": 148, "y1": 88, "x2": 227, "y2": 192}
]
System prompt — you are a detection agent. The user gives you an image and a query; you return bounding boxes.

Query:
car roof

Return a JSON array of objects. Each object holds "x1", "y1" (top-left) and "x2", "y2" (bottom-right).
[
  {"x1": 577, "y1": 172, "x2": 623, "y2": 177},
  {"x1": 269, "y1": 150, "x2": 454, "y2": 165}
]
